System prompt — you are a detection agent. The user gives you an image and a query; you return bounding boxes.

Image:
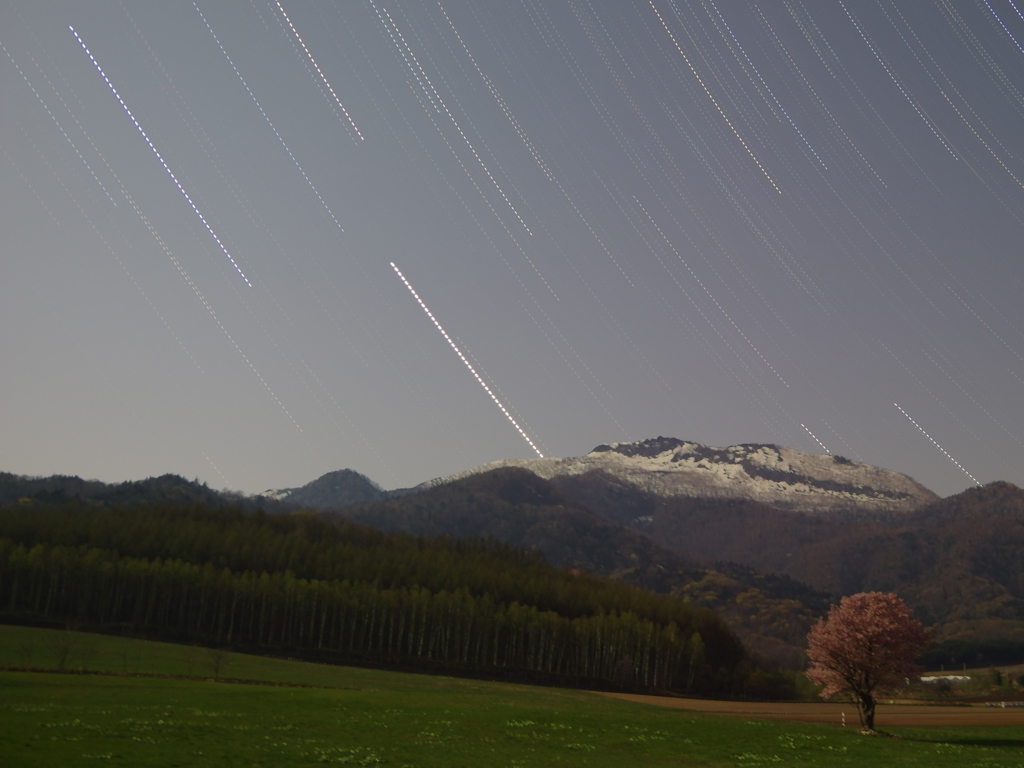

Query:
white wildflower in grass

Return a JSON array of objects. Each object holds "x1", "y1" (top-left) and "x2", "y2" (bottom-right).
[{"x1": 734, "y1": 753, "x2": 784, "y2": 765}]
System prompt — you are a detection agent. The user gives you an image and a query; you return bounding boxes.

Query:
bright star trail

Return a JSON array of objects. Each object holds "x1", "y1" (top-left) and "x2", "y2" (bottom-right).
[
  {"x1": 274, "y1": 0, "x2": 363, "y2": 141},
  {"x1": 3, "y1": 2, "x2": 1023, "y2": 492},
  {"x1": 895, "y1": 403, "x2": 979, "y2": 486},
  {"x1": 391, "y1": 262, "x2": 544, "y2": 458},
  {"x1": 801, "y1": 424, "x2": 830, "y2": 455},
  {"x1": 69, "y1": 26, "x2": 252, "y2": 287}
]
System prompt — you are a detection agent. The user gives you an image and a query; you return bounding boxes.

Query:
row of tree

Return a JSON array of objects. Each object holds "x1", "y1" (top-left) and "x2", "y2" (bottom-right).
[
  {"x1": 0, "y1": 501, "x2": 723, "y2": 630},
  {"x1": 0, "y1": 502, "x2": 746, "y2": 692},
  {"x1": 1, "y1": 539, "x2": 712, "y2": 690}
]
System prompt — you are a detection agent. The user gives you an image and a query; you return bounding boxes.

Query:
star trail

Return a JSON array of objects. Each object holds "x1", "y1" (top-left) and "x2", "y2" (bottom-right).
[{"x1": 2, "y1": 1, "x2": 1022, "y2": 494}]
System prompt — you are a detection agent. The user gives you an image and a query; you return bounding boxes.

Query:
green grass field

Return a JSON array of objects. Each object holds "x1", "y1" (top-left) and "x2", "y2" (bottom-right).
[{"x1": 2, "y1": 624, "x2": 1024, "y2": 767}]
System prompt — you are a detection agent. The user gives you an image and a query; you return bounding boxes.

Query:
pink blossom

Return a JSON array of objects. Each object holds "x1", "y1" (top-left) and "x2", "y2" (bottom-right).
[{"x1": 806, "y1": 592, "x2": 929, "y2": 730}]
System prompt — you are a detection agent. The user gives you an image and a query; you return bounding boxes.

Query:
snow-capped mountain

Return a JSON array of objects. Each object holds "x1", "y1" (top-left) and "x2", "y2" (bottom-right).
[{"x1": 418, "y1": 437, "x2": 939, "y2": 514}]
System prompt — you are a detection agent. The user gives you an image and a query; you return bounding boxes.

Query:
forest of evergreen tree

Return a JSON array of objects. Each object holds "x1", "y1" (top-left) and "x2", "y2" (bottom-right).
[{"x1": 0, "y1": 501, "x2": 745, "y2": 693}]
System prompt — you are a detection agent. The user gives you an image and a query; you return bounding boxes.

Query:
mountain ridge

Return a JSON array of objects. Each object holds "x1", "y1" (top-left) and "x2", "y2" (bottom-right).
[{"x1": 414, "y1": 437, "x2": 939, "y2": 515}]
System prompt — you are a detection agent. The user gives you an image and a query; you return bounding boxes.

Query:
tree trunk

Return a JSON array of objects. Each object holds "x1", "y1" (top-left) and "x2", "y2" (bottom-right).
[{"x1": 856, "y1": 692, "x2": 876, "y2": 730}]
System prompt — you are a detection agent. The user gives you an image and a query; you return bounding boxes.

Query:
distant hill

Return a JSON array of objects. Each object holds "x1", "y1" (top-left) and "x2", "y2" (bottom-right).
[
  {"x1": 0, "y1": 468, "x2": 387, "y2": 513},
  {"x1": 905, "y1": 481, "x2": 1024, "y2": 524},
  {"x1": 550, "y1": 470, "x2": 843, "y2": 575},
  {"x1": 259, "y1": 469, "x2": 387, "y2": 508},
  {"x1": 345, "y1": 467, "x2": 701, "y2": 578},
  {"x1": 0, "y1": 472, "x2": 251, "y2": 508},
  {"x1": 416, "y1": 437, "x2": 938, "y2": 515}
]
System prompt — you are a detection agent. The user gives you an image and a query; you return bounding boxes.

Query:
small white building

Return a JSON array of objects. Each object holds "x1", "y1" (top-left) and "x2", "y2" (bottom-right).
[{"x1": 920, "y1": 674, "x2": 971, "y2": 683}]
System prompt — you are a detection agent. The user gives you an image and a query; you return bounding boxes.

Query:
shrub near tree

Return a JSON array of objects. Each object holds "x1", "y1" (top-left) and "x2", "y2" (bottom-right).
[{"x1": 805, "y1": 592, "x2": 929, "y2": 731}]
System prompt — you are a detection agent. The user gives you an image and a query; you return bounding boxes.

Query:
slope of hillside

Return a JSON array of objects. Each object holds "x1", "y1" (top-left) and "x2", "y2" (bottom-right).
[
  {"x1": 551, "y1": 471, "x2": 839, "y2": 575},
  {"x1": 418, "y1": 438, "x2": 938, "y2": 514},
  {"x1": 345, "y1": 468, "x2": 701, "y2": 578},
  {"x1": 344, "y1": 467, "x2": 829, "y2": 668},
  {"x1": 561, "y1": 476, "x2": 1024, "y2": 664},
  {"x1": 905, "y1": 481, "x2": 1024, "y2": 523}
]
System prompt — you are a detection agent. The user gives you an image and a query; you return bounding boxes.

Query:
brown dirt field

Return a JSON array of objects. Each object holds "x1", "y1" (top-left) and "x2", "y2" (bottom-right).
[{"x1": 592, "y1": 692, "x2": 1024, "y2": 726}]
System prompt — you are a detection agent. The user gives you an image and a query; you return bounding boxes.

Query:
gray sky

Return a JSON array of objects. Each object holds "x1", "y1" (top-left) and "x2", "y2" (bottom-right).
[{"x1": 2, "y1": 1, "x2": 1023, "y2": 497}]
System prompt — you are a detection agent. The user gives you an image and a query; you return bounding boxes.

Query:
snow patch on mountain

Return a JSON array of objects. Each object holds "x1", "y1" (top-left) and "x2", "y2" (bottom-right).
[
  {"x1": 258, "y1": 488, "x2": 297, "y2": 501},
  {"x1": 419, "y1": 437, "x2": 938, "y2": 514}
]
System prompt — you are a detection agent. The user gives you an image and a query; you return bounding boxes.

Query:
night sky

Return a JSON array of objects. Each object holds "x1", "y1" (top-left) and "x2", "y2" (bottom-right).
[{"x1": 2, "y1": 1, "x2": 1023, "y2": 497}]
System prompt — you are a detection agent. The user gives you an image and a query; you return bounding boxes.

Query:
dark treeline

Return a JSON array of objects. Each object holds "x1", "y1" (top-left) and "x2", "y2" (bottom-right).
[
  {"x1": 0, "y1": 501, "x2": 745, "y2": 693},
  {"x1": 0, "y1": 472, "x2": 262, "y2": 508}
]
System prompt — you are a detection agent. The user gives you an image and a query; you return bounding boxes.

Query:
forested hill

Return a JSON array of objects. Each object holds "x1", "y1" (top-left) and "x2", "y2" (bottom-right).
[
  {"x1": 0, "y1": 472, "x2": 275, "y2": 509},
  {"x1": 342, "y1": 467, "x2": 831, "y2": 669},
  {"x1": 905, "y1": 481, "x2": 1024, "y2": 524},
  {"x1": 0, "y1": 498, "x2": 746, "y2": 695},
  {"x1": 345, "y1": 468, "x2": 704, "y2": 580},
  {"x1": 566, "y1": 476, "x2": 1024, "y2": 666}
]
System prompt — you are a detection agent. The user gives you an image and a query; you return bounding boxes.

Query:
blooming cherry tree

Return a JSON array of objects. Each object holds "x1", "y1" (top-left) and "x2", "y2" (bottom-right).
[{"x1": 806, "y1": 592, "x2": 929, "y2": 730}]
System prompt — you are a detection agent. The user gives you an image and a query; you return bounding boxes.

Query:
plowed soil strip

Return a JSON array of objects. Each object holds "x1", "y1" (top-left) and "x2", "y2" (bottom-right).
[{"x1": 593, "y1": 692, "x2": 1024, "y2": 726}]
